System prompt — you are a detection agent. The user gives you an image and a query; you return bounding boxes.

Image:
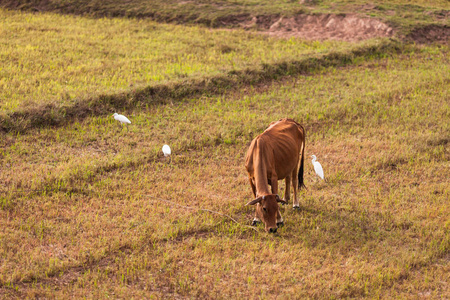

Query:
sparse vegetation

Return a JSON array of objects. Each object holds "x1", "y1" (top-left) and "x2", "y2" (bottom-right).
[{"x1": 0, "y1": 0, "x2": 449, "y2": 299}]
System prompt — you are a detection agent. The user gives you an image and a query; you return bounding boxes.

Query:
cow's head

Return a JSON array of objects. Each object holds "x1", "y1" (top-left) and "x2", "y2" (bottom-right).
[{"x1": 246, "y1": 194, "x2": 286, "y2": 233}]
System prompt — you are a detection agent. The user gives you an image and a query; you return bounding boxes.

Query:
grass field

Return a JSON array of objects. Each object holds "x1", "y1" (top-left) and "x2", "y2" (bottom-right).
[
  {"x1": 1, "y1": 9, "x2": 353, "y2": 112},
  {"x1": 0, "y1": 1, "x2": 449, "y2": 299}
]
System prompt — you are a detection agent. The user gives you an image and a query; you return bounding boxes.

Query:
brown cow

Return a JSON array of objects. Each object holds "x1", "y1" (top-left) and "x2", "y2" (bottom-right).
[{"x1": 245, "y1": 118, "x2": 306, "y2": 233}]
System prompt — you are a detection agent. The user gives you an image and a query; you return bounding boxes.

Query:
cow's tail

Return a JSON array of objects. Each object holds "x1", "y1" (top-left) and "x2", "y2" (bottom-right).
[{"x1": 298, "y1": 125, "x2": 307, "y2": 190}]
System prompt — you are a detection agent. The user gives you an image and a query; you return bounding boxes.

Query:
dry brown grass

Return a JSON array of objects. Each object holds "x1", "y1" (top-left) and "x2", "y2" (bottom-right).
[{"x1": 1, "y1": 43, "x2": 449, "y2": 298}]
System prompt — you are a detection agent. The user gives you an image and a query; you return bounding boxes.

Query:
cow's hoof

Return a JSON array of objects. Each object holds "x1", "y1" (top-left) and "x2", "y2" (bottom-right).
[
  {"x1": 281, "y1": 199, "x2": 289, "y2": 206},
  {"x1": 277, "y1": 221, "x2": 284, "y2": 228},
  {"x1": 293, "y1": 206, "x2": 301, "y2": 211},
  {"x1": 251, "y1": 220, "x2": 260, "y2": 226}
]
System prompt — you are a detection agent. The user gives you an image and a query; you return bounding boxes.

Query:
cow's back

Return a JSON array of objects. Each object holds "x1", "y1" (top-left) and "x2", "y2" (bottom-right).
[
  {"x1": 246, "y1": 118, "x2": 304, "y2": 180},
  {"x1": 264, "y1": 119, "x2": 303, "y2": 179}
]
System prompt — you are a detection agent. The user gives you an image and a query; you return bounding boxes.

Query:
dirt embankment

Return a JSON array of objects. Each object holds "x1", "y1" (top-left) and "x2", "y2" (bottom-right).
[
  {"x1": 223, "y1": 13, "x2": 448, "y2": 43},
  {"x1": 239, "y1": 14, "x2": 394, "y2": 42},
  {"x1": 222, "y1": 13, "x2": 449, "y2": 43}
]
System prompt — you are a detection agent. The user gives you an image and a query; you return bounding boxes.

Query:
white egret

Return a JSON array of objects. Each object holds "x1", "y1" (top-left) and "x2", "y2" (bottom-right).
[
  {"x1": 112, "y1": 113, "x2": 131, "y2": 124},
  {"x1": 311, "y1": 155, "x2": 324, "y2": 180},
  {"x1": 112, "y1": 113, "x2": 131, "y2": 131},
  {"x1": 162, "y1": 144, "x2": 171, "y2": 157}
]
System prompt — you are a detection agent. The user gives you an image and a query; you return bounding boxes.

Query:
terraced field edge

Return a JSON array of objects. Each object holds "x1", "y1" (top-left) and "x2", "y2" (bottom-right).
[{"x1": 0, "y1": 39, "x2": 405, "y2": 134}]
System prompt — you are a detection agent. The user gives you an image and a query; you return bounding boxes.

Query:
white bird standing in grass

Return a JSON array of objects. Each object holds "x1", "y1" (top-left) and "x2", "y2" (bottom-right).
[
  {"x1": 311, "y1": 155, "x2": 324, "y2": 180},
  {"x1": 112, "y1": 113, "x2": 131, "y2": 124},
  {"x1": 112, "y1": 113, "x2": 131, "y2": 129},
  {"x1": 162, "y1": 144, "x2": 171, "y2": 157},
  {"x1": 162, "y1": 144, "x2": 172, "y2": 163}
]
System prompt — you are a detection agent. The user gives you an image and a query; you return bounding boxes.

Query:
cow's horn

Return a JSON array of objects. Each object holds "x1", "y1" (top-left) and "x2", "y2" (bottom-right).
[{"x1": 245, "y1": 197, "x2": 263, "y2": 206}]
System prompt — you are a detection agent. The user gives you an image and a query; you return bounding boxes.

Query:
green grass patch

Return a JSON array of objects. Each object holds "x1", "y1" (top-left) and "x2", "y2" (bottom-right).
[
  {"x1": 0, "y1": 9, "x2": 346, "y2": 112},
  {"x1": 1, "y1": 9, "x2": 410, "y2": 133},
  {"x1": 317, "y1": 0, "x2": 449, "y2": 31}
]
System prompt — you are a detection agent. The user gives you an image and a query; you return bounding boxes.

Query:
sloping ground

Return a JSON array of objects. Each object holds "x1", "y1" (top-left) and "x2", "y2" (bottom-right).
[
  {"x1": 0, "y1": 40, "x2": 404, "y2": 134},
  {"x1": 1, "y1": 0, "x2": 449, "y2": 43},
  {"x1": 0, "y1": 0, "x2": 397, "y2": 41}
]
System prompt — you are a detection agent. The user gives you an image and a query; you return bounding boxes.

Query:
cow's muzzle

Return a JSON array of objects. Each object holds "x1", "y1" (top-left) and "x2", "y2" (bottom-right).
[{"x1": 269, "y1": 227, "x2": 277, "y2": 233}]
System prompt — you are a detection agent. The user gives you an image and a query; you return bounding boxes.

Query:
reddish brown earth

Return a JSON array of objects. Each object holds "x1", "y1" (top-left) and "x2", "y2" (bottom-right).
[
  {"x1": 219, "y1": 13, "x2": 449, "y2": 43},
  {"x1": 240, "y1": 14, "x2": 395, "y2": 42}
]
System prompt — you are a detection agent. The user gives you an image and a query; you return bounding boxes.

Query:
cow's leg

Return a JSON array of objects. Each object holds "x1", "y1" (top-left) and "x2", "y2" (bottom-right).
[
  {"x1": 249, "y1": 178, "x2": 257, "y2": 198},
  {"x1": 272, "y1": 174, "x2": 284, "y2": 226},
  {"x1": 292, "y1": 168, "x2": 300, "y2": 210},
  {"x1": 284, "y1": 176, "x2": 291, "y2": 205},
  {"x1": 270, "y1": 174, "x2": 278, "y2": 196},
  {"x1": 249, "y1": 178, "x2": 260, "y2": 225}
]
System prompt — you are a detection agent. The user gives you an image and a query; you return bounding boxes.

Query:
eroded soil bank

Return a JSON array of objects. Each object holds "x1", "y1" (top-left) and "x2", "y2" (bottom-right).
[{"x1": 239, "y1": 14, "x2": 394, "y2": 42}]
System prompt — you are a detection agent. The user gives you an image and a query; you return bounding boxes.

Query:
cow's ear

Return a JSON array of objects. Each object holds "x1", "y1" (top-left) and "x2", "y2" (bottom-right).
[
  {"x1": 276, "y1": 195, "x2": 287, "y2": 204},
  {"x1": 245, "y1": 197, "x2": 263, "y2": 206}
]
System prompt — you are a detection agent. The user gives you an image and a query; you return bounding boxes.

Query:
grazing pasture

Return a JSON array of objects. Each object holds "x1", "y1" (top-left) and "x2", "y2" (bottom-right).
[
  {"x1": 0, "y1": 9, "x2": 349, "y2": 113},
  {"x1": 0, "y1": 1, "x2": 449, "y2": 298}
]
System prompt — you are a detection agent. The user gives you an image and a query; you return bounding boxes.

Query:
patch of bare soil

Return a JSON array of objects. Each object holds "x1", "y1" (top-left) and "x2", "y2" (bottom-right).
[
  {"x1": 406, "y1": 24, "x2": 450, "y2": 44},
  {"x1": 240, "y1": 14, "x2": 394, "y2": 41}
]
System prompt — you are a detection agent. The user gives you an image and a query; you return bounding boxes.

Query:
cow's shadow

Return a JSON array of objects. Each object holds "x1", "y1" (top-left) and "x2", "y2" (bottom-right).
[
  {"x1": 275, "y1": 198, "x2": 401, "y2": 249},
  {"x1": 240, "y1": 187, "x2": 404, "y2": 250}
]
